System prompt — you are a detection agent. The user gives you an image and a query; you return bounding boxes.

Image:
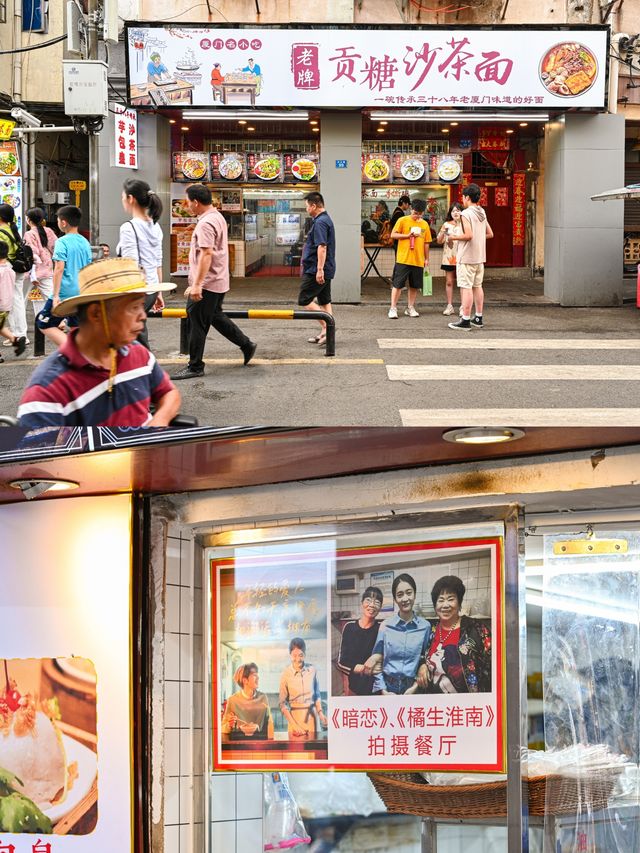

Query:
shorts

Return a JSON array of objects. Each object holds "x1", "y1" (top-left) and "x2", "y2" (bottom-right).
[
  {"x1": 441, "y1": 264, "x2": 456, "y2": 272},
  {"x1": 298, "y1": 272, "x2": 332, "y2": 307},
  {"x1": 456, "y1": 262, "x2": 485, "y2": 289},
  {"x1": 35, "y1": 297, "x2": 79, "y2": 331},
  {"x1": 392, "y1": 262, "x2": 422, "y2": 290},
  {"x1": 0, "y1": 310, "x2": 8, "y2": 331}
]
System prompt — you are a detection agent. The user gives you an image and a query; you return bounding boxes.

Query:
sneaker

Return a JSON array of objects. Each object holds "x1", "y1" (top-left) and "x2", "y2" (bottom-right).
[
  {"x1": 13, "y1": 336, "x2": 26, "y2": 356},
  {"x1": 241, "y1": 341, "x2": 257, "y2": 365},
  {"x1": 448, "y1": 318, "x2": 471, "y2": 331},
  {"x1": 471, "y1": 316, "x2": 483, "y2": 329},
  {"x1": 171, "y1": 367, "x2": 205, "y2": 380},
  {"x1": 404, "y1": 306, "x2": 419, "y2": 318},
  {"x1": 2, "y1": 339, "x2": 11, "y2": 347},
  {"x1": 388, "y1": 307, "x2": 398, "y2": 319},
  {"x1": 443, "y1": 304, "x2": 455, "y2": 316}
]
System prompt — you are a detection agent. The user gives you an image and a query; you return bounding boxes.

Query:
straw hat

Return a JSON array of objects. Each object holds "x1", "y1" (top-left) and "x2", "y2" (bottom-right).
[{"x1": 53, "y1": 257, "x2": 176, "y2": 317}]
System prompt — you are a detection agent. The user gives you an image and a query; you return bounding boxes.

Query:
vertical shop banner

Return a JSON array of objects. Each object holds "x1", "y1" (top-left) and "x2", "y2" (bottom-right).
[
  {"x1": 211, "y1": 531, "x2": 505, "y2": 772},
  {"x1": 0, "y1": 142, "x2": 22, "y2": 230},
  {"x1": 126, "y1": 25, "x2": 608, "y2": 109},
  {"x1": 113, "y1": 107, "x2": 138, "y2": 169},
  {"x1": 0, "y1": 495, "x2": 133, "y2": 850}
]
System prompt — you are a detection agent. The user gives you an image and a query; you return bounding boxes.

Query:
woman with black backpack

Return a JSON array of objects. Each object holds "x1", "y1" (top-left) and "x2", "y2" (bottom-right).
[{"x1": 0, "y1": 203, "x2": 31, "y2": 349}]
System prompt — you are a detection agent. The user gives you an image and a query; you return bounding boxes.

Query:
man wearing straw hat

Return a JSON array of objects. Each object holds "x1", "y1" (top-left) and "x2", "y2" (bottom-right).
[{"x1": 17, "y1": 258, "x2": 181, "y2": 427}]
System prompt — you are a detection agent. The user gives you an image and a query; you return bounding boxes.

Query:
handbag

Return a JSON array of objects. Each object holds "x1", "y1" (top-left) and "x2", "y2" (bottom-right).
[{"x1": 422, "y1": 267, "x2": 432, "y2": 296}]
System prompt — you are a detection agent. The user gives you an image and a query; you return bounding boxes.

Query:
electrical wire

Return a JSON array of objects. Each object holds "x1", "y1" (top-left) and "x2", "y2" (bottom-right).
[
  {"x1": 0, "y1": 33, "x2": 66, "y2": 55},
  {"x1": 119, "y1": 3, "x2": 229, "y2": 22}
]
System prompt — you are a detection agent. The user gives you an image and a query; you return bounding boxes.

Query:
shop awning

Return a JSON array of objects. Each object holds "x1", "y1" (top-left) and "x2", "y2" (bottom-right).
[{"x1": 591, "y1": 183, "x2": 640, "y2": 201}]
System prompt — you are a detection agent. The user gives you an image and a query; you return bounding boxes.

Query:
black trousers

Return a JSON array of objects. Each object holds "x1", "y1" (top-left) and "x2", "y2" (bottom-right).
[{"x1": 187, "y1": 290, "x2": 250, "y2": 372}]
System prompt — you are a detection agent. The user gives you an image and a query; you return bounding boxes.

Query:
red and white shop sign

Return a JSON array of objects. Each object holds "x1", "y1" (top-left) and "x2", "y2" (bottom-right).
[
  {"x1": 114, "y1": 107, "x2": 138, "y2": 170},
  {"x1": 126, "y1": 25, "x2": 608, "y2": 110}
]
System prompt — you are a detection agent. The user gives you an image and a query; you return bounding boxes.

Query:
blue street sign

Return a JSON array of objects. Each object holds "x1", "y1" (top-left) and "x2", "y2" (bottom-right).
[{"x1": 335, "y1": 160, "x2": 348, "y2": 169}]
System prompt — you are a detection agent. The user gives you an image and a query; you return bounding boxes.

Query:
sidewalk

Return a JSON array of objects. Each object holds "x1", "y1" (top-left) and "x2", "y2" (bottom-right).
[{"x1": 166, "y1": 273, "x2": 637, "y2": 308}]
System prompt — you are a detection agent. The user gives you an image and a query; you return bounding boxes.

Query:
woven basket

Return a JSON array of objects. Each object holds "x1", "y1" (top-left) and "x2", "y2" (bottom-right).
[{"x1": 368, "y1": 771, "x2": 619, "y2": 820}]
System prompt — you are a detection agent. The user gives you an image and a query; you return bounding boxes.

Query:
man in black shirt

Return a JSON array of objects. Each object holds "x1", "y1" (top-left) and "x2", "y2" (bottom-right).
[{"x1": 337, "y1": 586, "x2": 384, "y2": 695}]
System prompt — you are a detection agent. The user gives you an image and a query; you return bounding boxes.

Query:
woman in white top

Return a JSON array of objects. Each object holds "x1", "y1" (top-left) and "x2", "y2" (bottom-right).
[
  {"x1": 24, "y1": 207, "x2": 57, "y2": 320},
  {"x1": 437, "y1": 202, "x2": 463, "y2": 317},
  {"x1": 117, "y1": 178, "x2": 165, "y2": 349}
]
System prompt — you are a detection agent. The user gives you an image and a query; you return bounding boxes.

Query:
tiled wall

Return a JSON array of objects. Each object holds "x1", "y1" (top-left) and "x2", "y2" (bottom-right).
[
  {"x1": 164, "y1": 530, "x2": 265, "y2": 853},
  {"x1": 164, "y1": 531, "x2": 205, "y2": 853}
]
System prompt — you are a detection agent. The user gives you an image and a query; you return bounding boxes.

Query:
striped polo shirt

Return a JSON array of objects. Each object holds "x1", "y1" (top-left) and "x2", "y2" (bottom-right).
[{"x1": 18, "y1": 330, "x2": 176, "y2": 427}]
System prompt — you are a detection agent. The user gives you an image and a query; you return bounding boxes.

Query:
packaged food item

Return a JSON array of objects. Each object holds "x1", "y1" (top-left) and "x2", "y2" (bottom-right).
[{"x1": 263, "y1": 772, "x2": 310, "y2": 850}]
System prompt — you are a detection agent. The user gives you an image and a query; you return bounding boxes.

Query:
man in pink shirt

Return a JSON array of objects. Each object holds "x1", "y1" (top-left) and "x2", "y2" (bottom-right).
[{"x1": 172, "y1": 184, "x2": 256, "y2": 380}]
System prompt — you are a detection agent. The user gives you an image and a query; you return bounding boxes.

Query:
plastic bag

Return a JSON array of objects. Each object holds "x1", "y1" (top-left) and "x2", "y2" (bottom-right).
[
  {"x1": 422, "y1": 268, "x2": 432, "y2": 296},
  {"x1": 263, "y1": 772, "x2": 311, "y2": 851}
]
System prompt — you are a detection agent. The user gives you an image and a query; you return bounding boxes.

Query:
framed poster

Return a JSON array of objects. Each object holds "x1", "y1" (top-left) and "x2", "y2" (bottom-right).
[
  {"x1": 0, "y1": 495, "x2": 133, "y2": 848},
  {"x1": 211, "y1": 527, "x2": 505, "y2": 772}
]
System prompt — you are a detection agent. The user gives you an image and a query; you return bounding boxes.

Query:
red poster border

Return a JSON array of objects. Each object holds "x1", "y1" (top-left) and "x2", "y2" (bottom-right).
[{"x1": 211, "y1": 535, "x2": 505, "y2": 773}]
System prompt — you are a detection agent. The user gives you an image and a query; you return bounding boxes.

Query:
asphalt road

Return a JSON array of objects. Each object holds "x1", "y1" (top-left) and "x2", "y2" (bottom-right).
[{"x1": 3, "y1": 302, "x2": 640, "y2": 426}]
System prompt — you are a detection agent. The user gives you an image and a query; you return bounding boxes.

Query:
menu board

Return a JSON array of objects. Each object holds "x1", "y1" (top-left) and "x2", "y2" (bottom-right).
[
  {"x1": 171, "y1": 197, "x2": 196, "y2": 225},
  {"x1": 391, "y1": 153, "x2": 429, "y2": 185},
  {"x1": 0, "y1": 142, "x2": 22, "y2": 229},
  {"x1": 361, "y1": 152, "x2": 392, "y2": 185},
  {"x1": 246, "y1": 151, "x2": 284, "y2": 184},
  {"x1": 428, "y1": 154, "x2": 464, "y2": 184},
  {"x1": 172, "y1": 151, "x2": 209, "y2": 182},
  {"x1": 283, "y1": 151, "x2": 319, "y2": 183},
  {"x1": 210, "y1": 151, "x2": 247, "y2": 182},
  {"x1": 174, "y1": 224, "x2": 195, "y2": 273}
]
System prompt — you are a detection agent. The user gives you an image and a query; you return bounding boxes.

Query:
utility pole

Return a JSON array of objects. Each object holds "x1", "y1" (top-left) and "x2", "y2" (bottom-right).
[{"x1": 87, "y1": 0, "x2": 100, "y2": 244}]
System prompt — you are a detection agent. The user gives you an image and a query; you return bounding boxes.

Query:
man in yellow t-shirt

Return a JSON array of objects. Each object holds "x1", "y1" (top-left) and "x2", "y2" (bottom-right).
[{"x1": 388, "y1": 198, "x2": 431, "y2": 319}]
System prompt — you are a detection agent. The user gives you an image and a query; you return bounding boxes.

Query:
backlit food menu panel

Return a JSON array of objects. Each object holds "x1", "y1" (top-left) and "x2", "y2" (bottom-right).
[
  {"x1": 428, "y1": 154, "x2": 464, "y2": 184},
  {"x1": 283, "y1": 151, "x2": 319, "y2": 183},
  {"x1": 391, "y1": 153, "x2": 429, "y2": 185},
  {"x1": 361, "y1": 153, "x2": 392, "y2": 185},
  {"x1": 0, "y1": 141, "x2": 22, "y2": 230},
  {"x1": 172, "y1": 151, "x2": 209, "y2": 182},
  {"x1": 210, "y1": 152, "x2": 247, "y2": 182},
  {"x1": 246, "y1": 152, "x2": 284, "y2": 184},
  {"x1": 0, "y1": 495, "x2": 133, "y2": 849}
]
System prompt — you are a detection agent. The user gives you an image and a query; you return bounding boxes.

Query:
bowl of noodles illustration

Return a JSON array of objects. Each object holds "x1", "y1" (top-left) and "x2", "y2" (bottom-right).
[
  {"x1": 363, "y1": 158, "x2": 390, "y2": 182},
  {"x1": 539, "y1": 42, "x2": 598, "y2": 97}
]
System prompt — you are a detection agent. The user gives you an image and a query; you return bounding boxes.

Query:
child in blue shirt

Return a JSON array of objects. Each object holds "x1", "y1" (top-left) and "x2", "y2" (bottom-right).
[{"x1": 37, "y1": 205, "x2": 92, "y2": 348}]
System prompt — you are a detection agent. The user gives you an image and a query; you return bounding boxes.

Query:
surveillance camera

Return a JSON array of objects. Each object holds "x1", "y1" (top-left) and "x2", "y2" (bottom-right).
[{"x1": 10, "y1": 107, "x2": 41, "y2": 128}]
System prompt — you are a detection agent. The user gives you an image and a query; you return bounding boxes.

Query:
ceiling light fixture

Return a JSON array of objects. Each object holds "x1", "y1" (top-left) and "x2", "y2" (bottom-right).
[
  {"x1": 238, "y1": 120, "x2": 247, "y2": 125},
  {"x1": 519, "y1": 122, "x2": 528, "y2": 127},
  {"x1": 9, "y1": 478, "x2": 79, "y2": 500},
  {"x1": 180, "y1": 126, "x2": 189, "y2": 131},
  {"x1": 370, "y1": 111, "x2": 549, "y2": 123},
  {"x1": 181, "y1": 109, "x2": 309, "y2": 121},
  {"x1": 506, "y1": 129, "x2": 514, "y2": 134},
  {"x1": 450, "y1": 121, "x2": 459, "y2": 126},
  {"x1": 312, "y1": 127, "x2": 320, "y2": 132},
  {"x1": 309, "y1": 120, "x2": 318, "y2": 125},
  {"x1": 377, "y1": 127, "x2": 385, "y2": 132},
  {"x1": 442, "y1": 128, "x2": 449, "y2": 133},
  {"x1": 247, "y1": 126, "x2": 255, "y2": 131},
  {"x1": 442, "y1": 427, "x2": 526, "y2": 445},
  {"x1": 169, "y1": 119, "x2": 176, "y2": 124},
  {"x1": 379, "y1": 120, "x2": 388, "y2": 125}
]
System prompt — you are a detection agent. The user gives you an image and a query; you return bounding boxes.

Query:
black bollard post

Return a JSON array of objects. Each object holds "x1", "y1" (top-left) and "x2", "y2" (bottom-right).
[{"x1": 179, "y1": 316, "x2": 190, "y2": 356}]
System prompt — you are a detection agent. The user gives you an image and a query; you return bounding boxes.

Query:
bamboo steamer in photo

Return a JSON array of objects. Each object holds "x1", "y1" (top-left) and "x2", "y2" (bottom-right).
[{"x1": 41, "y1": 658, "x2": 97, "y2": 735}]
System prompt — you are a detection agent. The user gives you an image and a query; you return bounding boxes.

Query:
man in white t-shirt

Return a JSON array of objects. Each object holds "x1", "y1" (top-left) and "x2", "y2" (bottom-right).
[{"x1": 448, "y1": 183, "x2": 494, "y2": 331}]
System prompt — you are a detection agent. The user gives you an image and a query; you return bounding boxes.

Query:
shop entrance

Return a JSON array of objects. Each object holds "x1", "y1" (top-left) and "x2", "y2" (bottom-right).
[{"x1": 476, "y1": 179, "x2": 514, "y2": 267}]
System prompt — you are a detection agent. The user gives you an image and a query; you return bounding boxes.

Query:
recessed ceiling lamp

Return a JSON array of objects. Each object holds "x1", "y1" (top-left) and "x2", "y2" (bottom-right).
[
  {"x1": 9, "y1": 478, "x2": 79, "y2": 500},
  {"x1": 377, "y1": 127, "x2": 385, "y2": 132},
  {"x1": 181, "y1": 126, "x2": 189, "y2": 131},
  {"x1": 238, "y1": 120, "x2": 247, "y2": 125},
  {"x1": 442, "y1": 128, "x2": 449, "y2": 133},
  {"x1": 506, "y1": 128, "x2": 514, "y2": 134},
  {"x1": 442, "y1": 427, "x2": 526, "y2": 445},
  {"x1": 312, "y1": 127, "x2": 319, "y2": 132},
  {"x1": 309, "y1": 120, "x2": 318, "y2": 125},
  {"x1": 519, "y1": 122, "x2": 528, "y2": 127},
  {"x1": 379, "y1": 120, "x2": 388, "y2": 125},
  {"x1": 450, "y1": 121, "x2": 459, "y2": 126},
  {"x1": 169, "y1": 119, "x2": 176, "y2": 124},
  {"x1": 247, "y1": 126, "x2": 255, "y2": 131}
]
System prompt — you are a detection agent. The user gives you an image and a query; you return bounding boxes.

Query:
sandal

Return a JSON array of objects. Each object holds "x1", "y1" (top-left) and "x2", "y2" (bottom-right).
[
  {"x1": 316, "y1": 333, "x2": 327, "y2": 346},
  {"x1": 307, "y1": 333, "x2": 323, "y2": 343}
]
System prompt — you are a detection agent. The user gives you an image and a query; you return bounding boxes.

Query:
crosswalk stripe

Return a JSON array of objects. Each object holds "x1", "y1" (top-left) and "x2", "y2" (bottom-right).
[
  {"x1": 387, "y1": 365, "x2": 640, "y2": 381},
  {"x1": 157, "y1": 357, "x2": 385, "y2": 366},
  {"x1": 400, "y1": 409, "x2": 640, "y2": 426},
  {"x1": 378, "y1": 338, "x2": 640, "y2": 350}
]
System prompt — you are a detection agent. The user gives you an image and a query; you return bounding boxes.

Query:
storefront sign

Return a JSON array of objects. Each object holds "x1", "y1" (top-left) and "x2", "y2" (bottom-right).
[
  {"x1": 0, "y1": 142, "x2": 22, "y2": 230},
  {"x1": 211, "y1": 528, "x2": 505, "y2": 772},
  {"x1": 0, "y1": 496, "x2": 133, "y2": 849},
  {"x1": 126, "y1": 25, "x2": 608, "y2": 109},
  {"x1": 114, "y1": 106, "x2": 138, "y2": 169},
  {"x1": 512, "y1": 171, "x2": 526, "y2": 247},
  {"x1": 0, "y1": 119, "x2": 15, "y2": 140}
]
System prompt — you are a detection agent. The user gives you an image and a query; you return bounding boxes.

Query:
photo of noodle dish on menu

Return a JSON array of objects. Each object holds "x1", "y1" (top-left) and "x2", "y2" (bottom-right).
[
  {"x1": 0, "y1": 658, "x2": 98, "y2": 835},
  {"x1": 539, "y1": 42, "x2": 598, "y2": 97}
]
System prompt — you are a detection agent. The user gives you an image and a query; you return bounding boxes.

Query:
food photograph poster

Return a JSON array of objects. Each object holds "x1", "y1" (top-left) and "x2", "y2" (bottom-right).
[
  {"x1": 211, "y1": 527, "x2": 505, "y2": 772},
  {"x1": 0, "y1": 495, "x2": 133, "y2": 850}
]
